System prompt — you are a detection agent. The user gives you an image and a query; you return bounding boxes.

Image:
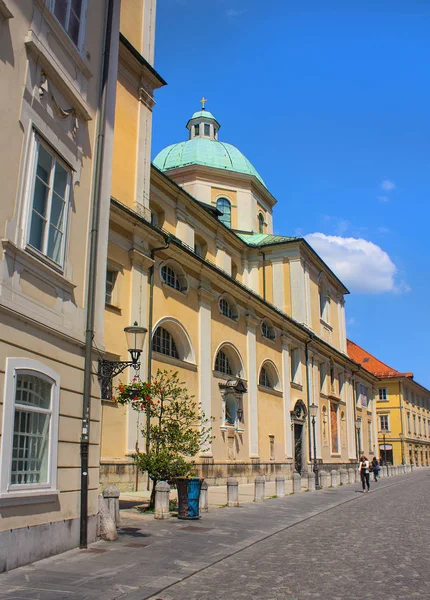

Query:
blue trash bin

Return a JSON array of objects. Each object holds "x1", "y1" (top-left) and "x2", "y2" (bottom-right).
[{"x1": 175, "y1": 477, "x2": 204, "y2": 519}]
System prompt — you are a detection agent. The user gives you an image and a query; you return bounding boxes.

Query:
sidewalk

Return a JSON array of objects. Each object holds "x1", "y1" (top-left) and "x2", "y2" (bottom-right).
[{"x1": 0, "y1": 469, "x2": 426, "y2": 600}]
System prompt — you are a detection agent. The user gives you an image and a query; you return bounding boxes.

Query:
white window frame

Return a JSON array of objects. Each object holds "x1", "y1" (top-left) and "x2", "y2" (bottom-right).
[
  {"x1": 50, "y1": 0, "x2": 88, "y2": 52},
  {"x1": 378, "y1": 387, "x2": 388, "y2": 401},
  {"x1": 24, "y1": 132, "x2": 72, "y2": 270},
  {"x1": 379, "y1": 414, "x2": 389, "y2": 432},
  {"x1": 0, "y1": 358, "x2": 60, "y2": 503}
]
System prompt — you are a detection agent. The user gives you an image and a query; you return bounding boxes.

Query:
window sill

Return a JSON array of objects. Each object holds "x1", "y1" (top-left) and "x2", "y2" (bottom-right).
[
  {"x1": 320, "y1": 318, "x2": 333, "y2": 331},
  {"x1": 219, "y1": 313, "x2": 239, "y2": 324},
  {"x1": 161, "y1": 281, "x2": 188, "y2": 297},
  {"x1": 2, "y1": 239, "x2": 76, "y2": 294},
  {"x1": 105, "y1": 303, "x2": 122, "y2": 315},
  {"x1": 291, "y1": 382, "x2": 303, "y2": 391},
  {"x1": 152, "y1": 352, "x2": 197, "y2": 372},
  {"x1": 0, "y1": 489, "x2": 59, "y2": 507},
  {"x1": 258, "y1": 385, "x2": 283, "y2": 398}
]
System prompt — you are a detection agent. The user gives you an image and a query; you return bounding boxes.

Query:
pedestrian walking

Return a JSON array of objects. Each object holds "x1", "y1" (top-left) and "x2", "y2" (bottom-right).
[
  {"x1": 359, "y1": 455, "x2": 370, "y2": 492},
  {"x1": 371, "y1": 457, "x2": 380, "y2": 482}
]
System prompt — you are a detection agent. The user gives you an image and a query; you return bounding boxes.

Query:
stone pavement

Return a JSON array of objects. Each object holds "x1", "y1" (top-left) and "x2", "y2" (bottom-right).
[{"x1": 0, "y1": 470, "x2": 429, "y2": 600}]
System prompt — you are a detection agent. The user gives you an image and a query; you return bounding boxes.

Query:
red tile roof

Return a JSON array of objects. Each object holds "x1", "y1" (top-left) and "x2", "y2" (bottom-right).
[{"x1": 347, "y1": 339, "x2": 413, "y2": 379}]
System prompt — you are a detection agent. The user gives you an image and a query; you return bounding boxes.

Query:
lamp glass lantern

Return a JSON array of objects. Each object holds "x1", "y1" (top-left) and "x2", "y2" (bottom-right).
[
  {"x1": 355, "y1": 416, "x2": 362, "y2": 429},
  {"x1": 309, "y1": 403, "x2": 318, "y2": 419},
  {"x1": 124, "y1": 321, "x2": 147, "y2": 364}
]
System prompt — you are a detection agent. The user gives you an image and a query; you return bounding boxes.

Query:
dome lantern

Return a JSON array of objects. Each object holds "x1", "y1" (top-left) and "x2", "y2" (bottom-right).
[{"x1": 186, "y1": 97, "x2": 220, "y2": 141}]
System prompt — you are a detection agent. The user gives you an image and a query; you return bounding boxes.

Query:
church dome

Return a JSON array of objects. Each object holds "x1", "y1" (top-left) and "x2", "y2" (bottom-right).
[{"x1": 153, "y1": 105, "x2": 265, "y2": 187}]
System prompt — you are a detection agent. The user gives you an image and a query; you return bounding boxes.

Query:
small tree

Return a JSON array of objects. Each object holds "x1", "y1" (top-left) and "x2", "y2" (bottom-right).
[{"x1": 116, "y1": 369, "x2": 212, "y2": 507}]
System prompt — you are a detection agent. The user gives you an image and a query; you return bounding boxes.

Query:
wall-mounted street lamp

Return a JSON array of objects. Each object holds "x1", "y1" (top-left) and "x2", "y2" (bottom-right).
[
  {"x1": 237, "y1": 407, "x2": 243, "y2": 422},
  {"x1": 98, "y1": 322, "x2": 147, "y2": 399},
  {"x1": 309, "y1": 402, "x2": 320, "y2": 489},
  {"x1": 355, "y1": 417, "x2": 362, "y2": 458}
]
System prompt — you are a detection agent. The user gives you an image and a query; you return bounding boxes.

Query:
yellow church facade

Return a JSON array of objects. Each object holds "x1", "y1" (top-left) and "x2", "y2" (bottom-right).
[{"x1": 99, "y1": 4, "x2": 379, "y2": 489}]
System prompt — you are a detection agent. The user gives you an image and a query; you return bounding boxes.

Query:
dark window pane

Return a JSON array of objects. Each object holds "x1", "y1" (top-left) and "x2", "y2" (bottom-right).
[
  {"x1": 29, "y1": 213, "x2": 45, "y2": 252},
  {"x1": 54, "y1": 0, "x2": 68, "y2": 26}
]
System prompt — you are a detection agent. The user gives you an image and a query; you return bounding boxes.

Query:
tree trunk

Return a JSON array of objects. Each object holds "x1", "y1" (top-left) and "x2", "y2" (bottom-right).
[{"x1": 149, "y1": 478, "x2": 157, "y2": 510}]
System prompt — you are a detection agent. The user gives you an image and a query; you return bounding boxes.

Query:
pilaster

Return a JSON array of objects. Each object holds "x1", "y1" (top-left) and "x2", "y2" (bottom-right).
[
  {"x1": 271, "y1": 257, "x2": 284, "y2": 311},
  {"x1": 198, "y1": 285, "x2": 215, "y2": 456},
  {"x1": 281, "y1": 333, "x2": 293, "y2": 459},
  {"x1": 289, "y1": 258, "x2": 306, "y2": 324},
  {"x1": 246, "y1": 312, "x2": 259, "y2": 458}
]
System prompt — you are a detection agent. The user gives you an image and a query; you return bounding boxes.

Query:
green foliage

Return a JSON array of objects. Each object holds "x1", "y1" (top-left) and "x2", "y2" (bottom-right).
[{"x1": 116, "y1": 369, "x2": 213, "y2": 487}]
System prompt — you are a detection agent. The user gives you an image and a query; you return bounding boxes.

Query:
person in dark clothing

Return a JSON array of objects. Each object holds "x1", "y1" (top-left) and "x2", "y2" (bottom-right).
[
  {"x1": 359, "y1": 455, "x2": 370, "y2": 492},
  {"x1": 371, "y1": 456, "x2": 380, "y2": 482}
]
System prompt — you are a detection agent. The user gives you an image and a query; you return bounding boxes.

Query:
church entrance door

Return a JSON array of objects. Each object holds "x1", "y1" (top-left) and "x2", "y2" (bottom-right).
[{"x1": 294, "y1": 423, "x2": 304, "y2": 473}]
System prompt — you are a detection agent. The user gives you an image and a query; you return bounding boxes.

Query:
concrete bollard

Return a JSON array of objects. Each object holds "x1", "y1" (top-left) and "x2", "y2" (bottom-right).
[
  {"x1": 339, "y1": 469, "x2": 347, "y2": 485},
  {"x1": 308, "y1": 471, "x2": 316, "y2": 492},
  {"x1": 199, "y1": 480, "x2": 208, "y2": 513},
  {"x1": 319, "y1": 470, "x2": 328, "y2": 488},
  {"x1": 389, "y1": 465, "x2": 394, "y2": 476},
  {"x1": 227, "y1": 477, "x2": 239, "y2": 507},
  {"x1": 292, "y1": 473, "x2": 302, "y2": 493},
  {"x1": 411, "y1": 463, "x2": 414, "y2": 472},
  {"x1": 275, "y1": 474, "x2": 285, "y2": 498},
  {"x1": 103, "y1": 484, "x2": 120, "y2": 527},
  {"x1": 154, "y1": 481, "x2": 170, "y2": 519},
  {"x1": 254, "y1": 476, "x2": 265, "y2": 502},
  {"x1": 382, "y1": 465, "x2": 388, "y2": 478},
  {"x1": 331, "y1": 469, "x2": 339, "y2": 487},
  {"x1": 347, "y1": 468, "x2": 355, "y2": 484}
]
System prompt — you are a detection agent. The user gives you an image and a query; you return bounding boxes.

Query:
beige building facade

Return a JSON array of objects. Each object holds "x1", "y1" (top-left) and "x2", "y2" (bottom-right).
[
  {"x1": 0, "y1": 0, "x2": 120, "y2": 571},
  {"x1": 100, "y1": 101, "x2": 379, "y2": 488}
]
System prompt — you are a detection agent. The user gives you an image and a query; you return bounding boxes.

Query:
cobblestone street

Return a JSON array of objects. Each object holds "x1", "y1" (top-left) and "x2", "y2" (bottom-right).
[{"x1": 0, "y1": 471, "x2": 429, "y2": 600}]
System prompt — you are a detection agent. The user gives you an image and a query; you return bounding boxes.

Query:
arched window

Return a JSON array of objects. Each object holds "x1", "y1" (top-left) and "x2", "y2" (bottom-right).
[
  {"x1": 219, "y1": 297, "x2": 234, "y2": 319},
  {"x1": 216, "y1": 197, "x2": 231, "y2": 228},
  {"x1": 259, "y1": 366, "x2": 271, "y2": 388},
  {"x1": 152, "y1": 327, "x2": 179, "y2": 359},
  {"x1": 161, "y1": 265, "x2": 181, "y2": 290},
  {"x1": 258, "y1": 212, "x2": 265, "y2": 234},
  {"x1": 261, "y1": 319, "x2": 275, "y2": 341},
  {"x1": 215, "y1": 350, "x2": 233, "y2": 375},
  {"x1": 258, "y1": 361, "x2": 280, "y2": 390}
]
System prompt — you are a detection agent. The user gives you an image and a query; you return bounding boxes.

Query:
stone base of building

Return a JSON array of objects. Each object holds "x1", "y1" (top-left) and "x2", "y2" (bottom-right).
[
  {"x1": 99, "y1": 459, "x2": 358, "y2": 490},
  {"x1": 0, "y1": 514, "x2": 98, "y2": 573}
]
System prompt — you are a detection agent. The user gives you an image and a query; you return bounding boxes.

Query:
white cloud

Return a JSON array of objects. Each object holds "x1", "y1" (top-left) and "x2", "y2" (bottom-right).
[
  {"x1": 377, "y1": 195, "x2": 390, "y2": 203},
  {"x1": 380, "y1": 179, "x2": 396, "y2": 191},
  {"x1": 347, "y1": 317, "x2": 357, "y2": 326},
  {"x1": 305, "y1": 233, "x2": 409, "y2": 294}
]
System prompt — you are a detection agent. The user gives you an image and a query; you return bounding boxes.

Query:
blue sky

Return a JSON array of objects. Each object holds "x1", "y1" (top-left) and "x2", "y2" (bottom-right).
[{"x1": 151, "y1": 0, "x2": 430, "y2": 387}]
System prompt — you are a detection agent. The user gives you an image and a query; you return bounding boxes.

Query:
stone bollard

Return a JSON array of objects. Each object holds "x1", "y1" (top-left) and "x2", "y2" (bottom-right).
[
  {"x1": 331, "y1": 469, "x2": 339, "y2": 487},
  {"x1": 411, "y1": 463, "x2": 414, "y2": 472},
  {"x1": 103, "y1": 484, "x2": 120, "y2": 527},
  {"x1": 389, "y1": 466, "x2": 394, "y2": 477},
  {"x1": 227, "y1": 477, "x2": 239, "y2": 507},
  {"x1": 382, "y1": 465, "x2": 388, "y2": 478},
  {"x1": 308, "y1": 471, "x2": 316, "y2": 492},
  {"x1": 347, "y1": 468, "x2": 355, "y2": 484},
  {"x1": 275, "y1": 474, "x2": 285, "y2": 498},
  {"x1": 292, "y1": 473, "x2": 302, "y2": 493},
  {"x1": 98, "y1": 495, "x2": 117, "y2": 541},
  {"x1": 339, "y1": 469, "x2": 347, "y2": 486},
  {"x1": 154, "y1": 481, "x2": 170, "y2": 519},
  {"x1": 319, "y1": 470, "x2": 328, "y2": 488},
  {"x1": 254, "y1": 476, "x2": 265, "y2": 502},
  {"x1": 199, "y1": 480, "x2": 208, "y2": 513},
  {"x1": 402, "y1": 464, "x2": 406, "y2": 474}
]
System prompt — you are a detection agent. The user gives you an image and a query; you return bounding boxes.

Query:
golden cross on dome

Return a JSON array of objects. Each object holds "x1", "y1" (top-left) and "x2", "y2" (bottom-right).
[{"x1": 200, "y1": 96, "x2": 208, "y2": 110}]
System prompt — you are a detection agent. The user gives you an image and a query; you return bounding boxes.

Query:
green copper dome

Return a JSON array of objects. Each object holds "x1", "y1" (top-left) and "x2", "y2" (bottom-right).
[{"x1": 153, "y1": 107, "x2": 265, "y2": 187}]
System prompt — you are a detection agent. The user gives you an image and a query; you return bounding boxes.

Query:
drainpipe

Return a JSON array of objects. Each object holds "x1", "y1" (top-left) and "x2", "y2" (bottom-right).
[
  {"x1": 351, "y1": 367, "x2": 361, "y2": 462},
  {"x1": 259, "y1": 249, "x2": 266, "y2": 300},
  {"x1": 145, "y1": 236, "x2": 170, "y2": 463},
  {"x1": 305, "y1": 334, "x2": 315, "y2": 466},
  {"x1": 79, "y1": 0, "x2": 115, "y2": 549}
]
